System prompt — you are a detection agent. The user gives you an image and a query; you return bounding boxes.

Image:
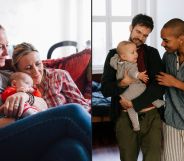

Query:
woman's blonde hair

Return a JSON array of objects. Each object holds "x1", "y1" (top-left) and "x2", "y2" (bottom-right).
[{"x1": 12, "y1": 42, "x2": 38, "y2": 71}]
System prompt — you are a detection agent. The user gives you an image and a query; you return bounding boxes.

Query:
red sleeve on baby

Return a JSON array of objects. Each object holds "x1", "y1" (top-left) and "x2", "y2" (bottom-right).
[
  {"x1": 1, "y1": 87, "x2": 17, "y2": 102},
  {"x1": 32, "y1": 87, "x2": 42, "y2": 97}
]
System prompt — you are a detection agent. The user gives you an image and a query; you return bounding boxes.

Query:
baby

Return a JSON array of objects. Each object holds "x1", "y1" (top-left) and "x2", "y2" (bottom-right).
[
  {"x1": 1, "y1": 72, "x2": 42, "y2": 118},
  {"x1": 110, "y1": 41, "x2": 164, "y2": 131}
]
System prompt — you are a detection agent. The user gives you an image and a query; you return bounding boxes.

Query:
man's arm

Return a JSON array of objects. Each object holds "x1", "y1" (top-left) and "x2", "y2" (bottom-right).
[
  {"x1": 132, "y1": 47, "x2": 165, "y2": 112},
  {"x1": 157, "y1": 71, "x2": 184, "y2": 91}
]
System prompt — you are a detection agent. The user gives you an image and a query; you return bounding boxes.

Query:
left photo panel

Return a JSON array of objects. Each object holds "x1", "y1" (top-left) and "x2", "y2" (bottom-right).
[{"x1": 0, "y1": 0, "x2": 92, "y2": 161}]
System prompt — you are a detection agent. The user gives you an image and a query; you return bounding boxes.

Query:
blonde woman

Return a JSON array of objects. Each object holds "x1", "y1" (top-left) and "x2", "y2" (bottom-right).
[{"x1": 0, "y1": 25, "x2": 91, "y2": 161}]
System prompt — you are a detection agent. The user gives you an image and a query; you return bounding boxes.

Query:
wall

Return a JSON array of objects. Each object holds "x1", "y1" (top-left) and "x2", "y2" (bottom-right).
[
  {"x1": 135, "y1": 0, "x2": 184, "y2": 58},
  {"x1": 155, "y1": 0, "x2": 184, "y2": 57},
  {"x1": 0, "y1": 0, "x2": 91, "y2": 59}
]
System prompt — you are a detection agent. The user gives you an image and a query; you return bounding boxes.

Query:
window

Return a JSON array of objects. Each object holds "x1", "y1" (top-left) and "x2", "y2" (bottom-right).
[
  {"x1": 2, "y1": 0, "x2": 91, "y2": 60},
  {"x1": 92, "y1": 0, "x2": 138, "y2": 73}
]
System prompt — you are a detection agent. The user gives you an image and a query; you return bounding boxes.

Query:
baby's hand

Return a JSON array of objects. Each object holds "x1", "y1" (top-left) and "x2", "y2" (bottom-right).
[
  {"x1": 16, "y1": 87, "x2": 27, "y2": 92},
  {"x1": 17, "y1": 87, "x2": 34, "y2": 93},
  {"x1": 138, "y1": 71, "x2": 149, "y2": 83},
  {"x1": 28, "y1": 87, "x2": 34, "y2": 93}
]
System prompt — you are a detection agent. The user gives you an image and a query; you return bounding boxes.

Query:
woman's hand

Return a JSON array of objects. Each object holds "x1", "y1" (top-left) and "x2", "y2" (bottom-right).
[
  {"x1": 0, "y1": 92, "x2": 29, "y2": 118},
  {"x1": 119, "y1": 70, "x2": 135, "y2": 87},
  {"x1": 119, "y1": 96, "x2": 133, "y2": 110}
]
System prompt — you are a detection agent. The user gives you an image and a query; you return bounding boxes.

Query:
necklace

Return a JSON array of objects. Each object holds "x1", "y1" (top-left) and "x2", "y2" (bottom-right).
[{"x1": 176, "y1": 54, "x2": 179, "y2": 71}]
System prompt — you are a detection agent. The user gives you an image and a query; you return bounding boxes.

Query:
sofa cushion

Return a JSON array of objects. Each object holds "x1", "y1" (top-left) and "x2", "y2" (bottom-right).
[{"x1": 43, "y1": 49, "x2": 91, "y2": 94}]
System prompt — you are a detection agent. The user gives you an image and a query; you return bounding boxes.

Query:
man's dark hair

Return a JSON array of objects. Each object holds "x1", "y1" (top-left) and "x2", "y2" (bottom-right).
[
  {"x1": 131, "y1": 14, "x2": 154, "y2": 31},
  {"x1": 0, "y1": 25, "x2": 5, "y2": 30},
  {"x1": 162, "y1": 18, "x2": 184, "y2": 37}
]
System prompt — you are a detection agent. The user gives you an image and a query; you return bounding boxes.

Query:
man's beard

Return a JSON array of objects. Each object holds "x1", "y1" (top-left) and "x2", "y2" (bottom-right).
[{"x1": 129, "y1": 37, "x2": 143, "y2": 47}]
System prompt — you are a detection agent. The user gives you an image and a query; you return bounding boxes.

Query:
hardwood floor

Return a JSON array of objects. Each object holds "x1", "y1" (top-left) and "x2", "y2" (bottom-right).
[
  {"x1": 92, "y1": 121, "x2": 120, "y2": 161},
  {"x1": 92, "y1": 121, "x2": 143, "y2": 161},
  {"x1": 93, "y1": 145, "x2": 120, "y2": 161}
]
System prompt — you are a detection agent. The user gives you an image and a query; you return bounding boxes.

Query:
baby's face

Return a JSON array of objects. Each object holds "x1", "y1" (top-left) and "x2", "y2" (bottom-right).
[
  {"x1": 119, "y1": 44, "x2": 138, "y2": 63},
  {"x1": 15, "y1": 76, "x2": 33, "y2": 90}
]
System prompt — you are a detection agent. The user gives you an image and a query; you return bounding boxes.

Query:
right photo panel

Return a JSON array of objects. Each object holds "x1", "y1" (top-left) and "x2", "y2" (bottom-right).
[{"x1": 92, "y1": 0, "x2": 184, "y2": 161}]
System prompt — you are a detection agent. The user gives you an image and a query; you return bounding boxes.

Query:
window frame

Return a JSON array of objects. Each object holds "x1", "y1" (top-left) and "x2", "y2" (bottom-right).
[{"x1": 92, "y1": 0, "x2": 154, "y2": 74}]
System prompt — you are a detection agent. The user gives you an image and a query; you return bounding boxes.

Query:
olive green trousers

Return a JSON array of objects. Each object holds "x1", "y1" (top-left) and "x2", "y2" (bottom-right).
[{"x1": 115, "y1": 109, "x2": 162, "y2": 161}]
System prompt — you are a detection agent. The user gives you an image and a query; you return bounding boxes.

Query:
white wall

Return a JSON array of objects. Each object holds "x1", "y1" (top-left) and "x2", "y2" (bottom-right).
[
  {"x1": 0, "y1": 0, "x2": 91, "y2": 59},
  {"x1": 155, "y1": 0, "x2": 184, "y2": 57},
  {"x1": 135, "y1": 0, "x2": 184, "y2": 58}
]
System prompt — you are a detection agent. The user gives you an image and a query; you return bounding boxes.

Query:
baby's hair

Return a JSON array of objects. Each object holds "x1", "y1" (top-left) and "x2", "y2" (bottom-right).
[
  {"x1": 116, "y1": 41, "x2": 135, "y2": 55},
  {"x1": 10, "y1": 72, "x2": 32, "y2": 82}
]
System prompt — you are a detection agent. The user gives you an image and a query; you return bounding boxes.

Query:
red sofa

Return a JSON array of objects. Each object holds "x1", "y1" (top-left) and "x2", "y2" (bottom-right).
[{"x1": 1, "y1": 49, "x2": 92, "y2": 99}]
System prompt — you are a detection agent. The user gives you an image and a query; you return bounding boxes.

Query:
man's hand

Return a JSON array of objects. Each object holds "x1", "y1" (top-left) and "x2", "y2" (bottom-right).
[
  {"x1": 119, "y1": 96, "x2": 133, "y2": 110},
  {"x1": 156, "y1": 72, "x2": 184, "y2": 91},
  {"x1": 156, "y1": 72, "x2": 178, "y2": 87}
]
